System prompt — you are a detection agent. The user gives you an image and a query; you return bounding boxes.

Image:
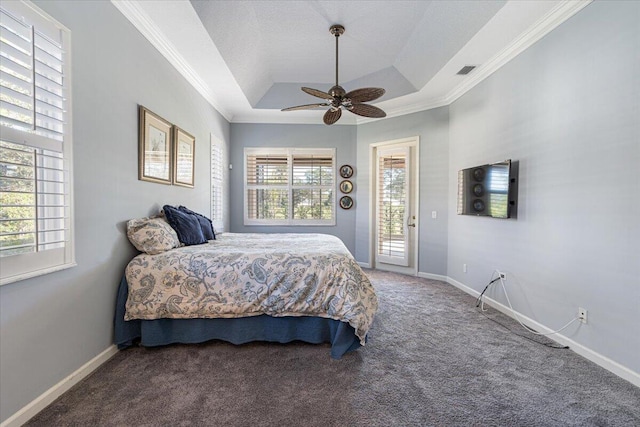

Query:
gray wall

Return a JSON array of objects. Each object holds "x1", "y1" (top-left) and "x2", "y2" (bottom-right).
[
  {"x1": 447, "y1": 0, "x2": 639, "y2": 373},
  {"x1": 229, "y1": 123, "x2": 358, "y2": 254},
  {"x1": 355, "y1": 107, "x2": 450, "y2": 275},
  {"x1": 0, "y1": 1, "x2": 230, "y2": 422}
]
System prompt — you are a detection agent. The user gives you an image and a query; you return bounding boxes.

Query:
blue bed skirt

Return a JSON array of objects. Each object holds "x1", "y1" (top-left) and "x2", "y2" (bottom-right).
[{"x1": 114, "y1": 276, "x2": 361, "y2": 359}]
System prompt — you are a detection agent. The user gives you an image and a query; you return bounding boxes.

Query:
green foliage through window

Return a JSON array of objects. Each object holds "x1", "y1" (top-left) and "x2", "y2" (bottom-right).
[{"x1": 245, "y1": 149, "x2": 335, "y2": 224}]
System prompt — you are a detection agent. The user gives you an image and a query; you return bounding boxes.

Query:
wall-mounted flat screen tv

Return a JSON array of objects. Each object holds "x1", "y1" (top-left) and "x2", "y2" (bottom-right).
[{"x1": 457, "y1": 160, "x2": 517, "y2": 219}]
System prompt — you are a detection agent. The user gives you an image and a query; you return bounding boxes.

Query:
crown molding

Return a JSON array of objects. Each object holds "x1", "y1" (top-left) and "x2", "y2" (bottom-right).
[
  {"x1": 444, "y1": 0, "x2": 593, "y2": 106},
  {"x1": 110, "y1": 0, "x2": 233, "y2": 122},
  {"x1": 232, "y1": 111, "x2": 357, "y2": 126},
  {"x1": 351, "y1": 0, "x2": 593, "y2": 126},
  {"x1": 356, "y1": 96, "x2": 450, "y2": 125},
  {"x1": 113, "y1": 0, "x2": 592, "y2": 125},
  {"x1": 233, "y1": 119, "x2": 355, "y2": 126}
]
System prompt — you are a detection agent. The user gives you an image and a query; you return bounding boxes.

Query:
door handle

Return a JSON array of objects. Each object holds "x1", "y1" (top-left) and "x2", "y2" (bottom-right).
[{"x1": 407, "y1": 215, "x2": 416, "y2": 228}]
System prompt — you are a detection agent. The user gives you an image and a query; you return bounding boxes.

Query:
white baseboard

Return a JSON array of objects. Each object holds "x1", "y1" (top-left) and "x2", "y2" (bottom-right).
[
  {"x1": 1, "y1": 345, "x2": 119, "y2": 427},
  {"x1": 357, "y1": 262, "x2": 371, "y2": 269},
  {"x1": 446, "y1": 277, "x2": 640, "y2": 388},
  {"x1": 417, "y1": 271, "x2": 447, "y2": 282}
]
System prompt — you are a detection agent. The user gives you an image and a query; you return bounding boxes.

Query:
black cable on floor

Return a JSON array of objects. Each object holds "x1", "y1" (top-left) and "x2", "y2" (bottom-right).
[
  {"x1": 475, "y1": 277, "x2": 569, "y2": 350},
  {"x1": 475, "y1": 277, "x2": 501, "y2": 308},
  {"x1": 480, "y1": 309, "x2": 570, "y2": 349}
]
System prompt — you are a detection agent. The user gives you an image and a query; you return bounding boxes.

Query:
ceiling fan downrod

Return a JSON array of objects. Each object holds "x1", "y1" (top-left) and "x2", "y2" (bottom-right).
[{"x1": 329, "y1": 24, "x2": 346, "y2": 98}]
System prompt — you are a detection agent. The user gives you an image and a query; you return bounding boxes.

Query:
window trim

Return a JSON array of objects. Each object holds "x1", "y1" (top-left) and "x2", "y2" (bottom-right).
[
  {"x1": 243, "y1": 147, "x2": 336, "y2": 226},
  {"x1": 0, "y1": 0, "x2": 74, "y2": 286}
]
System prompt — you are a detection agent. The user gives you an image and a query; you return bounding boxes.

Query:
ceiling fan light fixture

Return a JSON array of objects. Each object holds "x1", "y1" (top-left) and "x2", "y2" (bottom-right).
[{"x1": 281, "y1": 24, "x2": 386, "y2": 125}]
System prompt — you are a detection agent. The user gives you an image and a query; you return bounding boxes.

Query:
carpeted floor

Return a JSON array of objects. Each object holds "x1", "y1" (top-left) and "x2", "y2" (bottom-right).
[{"x1": 26, "y1": 269, "x2": 640, "y2": 426}]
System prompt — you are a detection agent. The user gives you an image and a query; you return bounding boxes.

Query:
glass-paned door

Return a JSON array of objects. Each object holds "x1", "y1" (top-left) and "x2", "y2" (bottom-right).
[{"x1": 376, "y1": 146, "x2": 411, "y2": 267}]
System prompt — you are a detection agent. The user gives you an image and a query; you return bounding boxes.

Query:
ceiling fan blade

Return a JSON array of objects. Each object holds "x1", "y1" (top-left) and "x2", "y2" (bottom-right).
[
  {"x1": 281, "y1": 103, "x2": 329, "y2": 112},
  {"x1": 323, "y1": 108, "x2": 342, "y2": 125},
  {"x1": 302, "y1": 87, "x2": 333, "y2": 100},
  {"x1": 345, "y1": 87, "x2": 386, "y2": 103},
  {"x1": 348, "y1": 103, "x2": 386, "y2": 118}
]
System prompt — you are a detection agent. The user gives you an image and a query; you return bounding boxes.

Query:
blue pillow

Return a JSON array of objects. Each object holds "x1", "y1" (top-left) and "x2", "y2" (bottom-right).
[
  {"x1": 178, "y1": 206, "x2": 216, "y2": 240},
  {"x1": 162, "y1": 205, "x2": 206, "y2": 246}
]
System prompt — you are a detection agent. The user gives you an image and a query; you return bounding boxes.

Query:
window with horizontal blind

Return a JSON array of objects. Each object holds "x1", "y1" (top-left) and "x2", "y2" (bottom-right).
[
  {"x1": 0, "y1": 1, "x2": 74, "y2": 285},
  {"x1": 210, "y1": 134, "x2": 224, "y2": 232},
  {"x1": 244, "y1": 148, "x2": 335, "y2": 226}
]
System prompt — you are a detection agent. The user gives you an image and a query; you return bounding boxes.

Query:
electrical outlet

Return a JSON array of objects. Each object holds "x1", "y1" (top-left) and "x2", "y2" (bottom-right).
[
  {"x1": 463, "y1": 263, "x2": 467, "y2": 273},
  {"x1": 498, "y1": 271, "x2": 506, "y2": 280},
  {"x1": 578, "y1": 307, "x2": 588, "y2": 324}
]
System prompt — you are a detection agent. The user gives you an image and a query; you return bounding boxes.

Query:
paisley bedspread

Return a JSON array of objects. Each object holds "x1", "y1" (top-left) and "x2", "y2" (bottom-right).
[{"x1": 124, "y1": 233, "x2": 378, "y2": 344}]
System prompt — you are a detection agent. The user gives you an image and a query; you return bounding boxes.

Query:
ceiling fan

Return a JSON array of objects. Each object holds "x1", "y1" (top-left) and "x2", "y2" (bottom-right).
[{"x1": 281, "y1": 24, "x2": 387, "y2": 125}]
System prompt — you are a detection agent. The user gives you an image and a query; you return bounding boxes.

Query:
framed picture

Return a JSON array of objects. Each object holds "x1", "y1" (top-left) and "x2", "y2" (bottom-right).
[
  {"x1": 339, "y1": 195, "x2": 354, "y2": 210},
  {"x1": 139, "y1": 106, "x2": 172, "y2": 184},
  {"x1": 173, "y1": 126, "x2": 195, "y2": 188},
  {"x1": 339, "y1": 164, "x2": 354, "y2": 178},
  {"x1": 339, "y1": 180, "x2": 353, "y2": 194}
]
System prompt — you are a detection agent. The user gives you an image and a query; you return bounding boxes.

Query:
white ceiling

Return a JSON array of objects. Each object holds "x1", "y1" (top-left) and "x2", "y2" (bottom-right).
[{"x1": 112, "y1": 0, "x2": 592, "y2": 124}]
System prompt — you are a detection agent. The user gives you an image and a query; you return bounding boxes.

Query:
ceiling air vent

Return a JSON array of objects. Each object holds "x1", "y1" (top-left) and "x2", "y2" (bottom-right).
[{"x1": 457, "y1": 65, "x2": 476, "y2": 75}]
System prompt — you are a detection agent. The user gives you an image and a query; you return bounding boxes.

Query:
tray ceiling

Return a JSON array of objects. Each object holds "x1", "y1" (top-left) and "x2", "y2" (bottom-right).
[{"x1": 113, "y1": 0, "x2": 592, "y2": 124}]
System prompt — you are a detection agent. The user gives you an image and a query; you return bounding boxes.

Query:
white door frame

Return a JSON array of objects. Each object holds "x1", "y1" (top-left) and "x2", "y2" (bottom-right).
[{"x1": 369, "y1": 136, "x2": 420, "y2": 275}]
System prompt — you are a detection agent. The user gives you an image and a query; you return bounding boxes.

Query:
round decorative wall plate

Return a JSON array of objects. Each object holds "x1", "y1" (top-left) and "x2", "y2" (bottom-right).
[
  {"x1": 339, "y1": 196, "x2": 354, "y2": 209},
  {"x1": 339, "y1": 164, "x2": 354, "y2": 178},
  {"x1": 339, "y1": 180, "x2": 353, "y2": 194}
]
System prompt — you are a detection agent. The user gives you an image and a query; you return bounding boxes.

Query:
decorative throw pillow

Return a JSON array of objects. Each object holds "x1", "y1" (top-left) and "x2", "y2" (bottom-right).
[
  {"x1": 163, "y1": 205, "x2": 207, "y2": 246},
  {"x1": 178, "y1": 205, "x2": 216, "y2": 240},
  {"x1": 127, "y1": 215, "x2": 180, "y2": 255}
]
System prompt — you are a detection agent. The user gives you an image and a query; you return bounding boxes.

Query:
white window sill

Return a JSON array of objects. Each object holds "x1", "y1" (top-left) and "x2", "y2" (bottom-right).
[
  {"x1": 0, "y1": 262, "x2": 77, "y2": 287},
  {"x1": 244, "y1": 221, "x2": 336, "y2": 227}
]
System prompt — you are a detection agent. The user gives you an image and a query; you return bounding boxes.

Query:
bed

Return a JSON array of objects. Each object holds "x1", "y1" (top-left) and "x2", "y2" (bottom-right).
[{"x1": 114, "y1": 233, "x2": 378, "y2": 359}]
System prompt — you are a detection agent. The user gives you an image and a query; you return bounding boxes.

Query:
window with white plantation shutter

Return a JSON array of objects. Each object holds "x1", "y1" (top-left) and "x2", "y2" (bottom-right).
[
  {"x1": 244, "y1": 148, "x2": 335, "y2": 225},
  {"x1": 292, "y1": 153, "x2": 333, "y2": 221},
  {"x1": 210, "y1": 135, "x2": 224, "y2": 232},
  {"x1": 0, "y1": 1, "x2": 74, "y2": 285}
]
